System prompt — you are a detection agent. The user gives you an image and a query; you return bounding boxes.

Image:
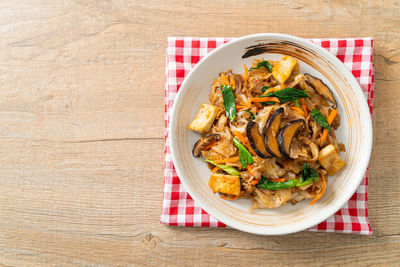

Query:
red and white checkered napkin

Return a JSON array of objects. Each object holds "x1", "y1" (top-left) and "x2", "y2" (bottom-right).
[{"x1": 162, "y1": 37, "x2": 374, "y2": 235}]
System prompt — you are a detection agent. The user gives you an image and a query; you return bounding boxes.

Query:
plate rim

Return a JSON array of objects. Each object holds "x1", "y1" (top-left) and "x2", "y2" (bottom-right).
[{"x1": 169, "y1": 33, "x2": 373, "y2": 235}]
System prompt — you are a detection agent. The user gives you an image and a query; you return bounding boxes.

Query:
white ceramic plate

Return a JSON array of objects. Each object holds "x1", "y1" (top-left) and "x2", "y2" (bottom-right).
[{"x1": 169, "y1": 33, "x2": 372, "y2": 235}]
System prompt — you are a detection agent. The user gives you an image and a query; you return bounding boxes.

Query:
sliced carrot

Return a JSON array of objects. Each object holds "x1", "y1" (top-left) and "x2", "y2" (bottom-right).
[
  {"x1": 327, "y1": 109, "x2": 338, "y2": 124},
  {"x1": 320, "y1": 109, "x2": 338, "y2": 143},
  {"x1": 302, "y1": 106, "x2": 308, "y2": 117},
  {"x1": 233, "y1": 131, "x2": 257, "y2": 156},
  {"x1": 320, "y1": 130, "x2": 328, "y2": 143},
  {"x1": 212, "y1": 78, "x2": 218, "y2": 86},
  {"x1": 251, "y1": 97, "x2": 280, "y2": 103},
  {"x1": 250, "y1": 179, "x2": 259, "y2": 185},
  {"x1": 236, "y1": 105, "x2": 250, "y2": 109},
  {"x1": 300, "y1": 98, "x2": 308, "y2": 117},
  {"x1": 247, "y1": 165, "x2": 255, "y2": 176},
  {"x1": 268, "y1": 178, "x2": 286, "y2": 182},
  {"x1": 290, "y1": 106, "x2": 305, "y2": 116},
  {"x1": 233, "y1": 130, "x2": 248, "y2": 144},
  {"x1": 220, "y1": 194, "x2": 238, "y2": 200},
  {"x1": 213, "y1": 156, "x2": 240, "y2": 164},
  {"x1": 243, "y1": 64, "x2": 249, "y2": 82},
  {"x1": 230, "y1": 75, "x2": 236, "y2": 90},
  {"x1": 211, "y1": 166, "x2": 220, "y2": 173},
  {"x1": 310, "y1": 174, "x2": 326, "y2": 205}
]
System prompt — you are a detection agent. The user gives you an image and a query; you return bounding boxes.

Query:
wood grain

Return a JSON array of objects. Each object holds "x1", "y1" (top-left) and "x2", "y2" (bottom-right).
[{"x1": 0, "y1": 0, "x2": 399, "y2": 266}]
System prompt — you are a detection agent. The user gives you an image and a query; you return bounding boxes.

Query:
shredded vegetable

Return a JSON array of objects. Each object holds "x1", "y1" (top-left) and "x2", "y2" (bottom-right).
[
  {"x1": 290, "y1": 106, "x2": 305, "y2": 116},
  {"x1": 310, "y1": 174, "x2": 326, "y2": 205},
  {"x1": 189, "y1": 56, "x2": 345, "y2": 210},
  {"x1": 251, "y1": 96, "x2": 280, "y2": 103},
  {"x1": 300, "y1": 98, "x2": 308, "y2": 117},
  {"x1": 243, "y1": 64, "x2": 248, "y2": 83},
  {"x1": 213, "y1": 156, "x2": 240, "y2": 164},
  {"x1": 320, "y1": 109, "x2": 338, "y2": 143},
  {"x1": 233, "y1": 131, "x2": 257, "y2": 156}
]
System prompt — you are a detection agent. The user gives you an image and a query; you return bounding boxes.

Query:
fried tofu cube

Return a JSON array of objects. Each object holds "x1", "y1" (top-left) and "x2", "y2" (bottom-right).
[
  {"x1": 318, "y1": 144, "x2": 346, "y2": 175},
  {"x1": 272, "y1": 56, "x2": 298, "y2": 84},
  {"x1": 208, "y1": 173, "x2": 241, "y2": 196},
  {"x1": 189, "y1": 103, "x2": 221, "y2": 134}
]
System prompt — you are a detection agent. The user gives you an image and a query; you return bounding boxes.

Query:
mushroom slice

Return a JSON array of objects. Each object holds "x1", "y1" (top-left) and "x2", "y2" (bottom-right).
[
  {"x1": 246, "y1": 121, "x2": 271, "y2": 158},
  {"x1": 192, "y1": 134, "x2": 221, "y2": 157},
  {"x1": 277, "y1": 119, "x2": 305, "y2": 157},
  {"x1": 304, "y1": 74, "x2": 337, "y2": 108},
  {"x1": 265, "y1": 107, "x2": 284, "y2": 158}
]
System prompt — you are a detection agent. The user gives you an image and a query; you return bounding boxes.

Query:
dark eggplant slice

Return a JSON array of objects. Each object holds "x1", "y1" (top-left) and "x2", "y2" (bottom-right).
[
  {"x1": 277, "y1": 119, "x2": 305, "y2": 157},
  {"x1": 246, "y1": 121, "x2": 271, "y2": 158},
  {"x1": 304, "y1": 74, "x2": 337, "y2": 108},
  {"x1": 192, "y1": 134, "x2": 221, "y2": 157},
  {"x1": 265, "y1": 107, "x2": 284, "y2": 158}
]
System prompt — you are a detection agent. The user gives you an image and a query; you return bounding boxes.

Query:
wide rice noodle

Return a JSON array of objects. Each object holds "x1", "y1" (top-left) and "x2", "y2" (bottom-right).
[{"x1": 197, "y1": 57, "x2": 343, "y2": 210}]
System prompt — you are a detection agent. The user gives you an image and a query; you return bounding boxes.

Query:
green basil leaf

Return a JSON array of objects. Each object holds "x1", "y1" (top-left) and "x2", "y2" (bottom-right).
[
  {"x1": 310, "y1": 108, "x2": 331, "y2": 133},
  {"x1": 257, "y1": 177, "x2": 299, "y2": 190},
  {"x1": 233, "y1": 137, "x2": 254, "y2": 168},
  {"x1": 260, "y1": 101, "x2": 276, "y2": 106},
  {"x1": 221, "y1": 85, "x2": 236, "y2": 121},
  {"x1": 266, "y1": 87, "x2": 310, "y2": 103},
  {"x1": 297, "y1": 163, "x2": 319, "y2": 187},
  {"x1": 294, "y1": 99, "x2": 301, "y2": 108},
  {"x1": 205, "y1": 160, "x2": 241, "y2": 176},
  {"x1": 244, "y1": 109, "x2": 255, "y2": 120},
  {"x1": 250, "y1": 61, "x2": 273, "y2": 72},
  {"x1": 261, "y1": 86, "x2": 270, "y2": 93}
]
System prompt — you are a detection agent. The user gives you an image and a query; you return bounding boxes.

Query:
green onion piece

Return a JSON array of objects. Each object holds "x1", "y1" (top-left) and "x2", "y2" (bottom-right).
[
  {"x1": 257, "y1": 177, "x2": 299, "y2": 190},
  {"x1": 205, "y1": 159, "x2": 241, "y2": 176}
]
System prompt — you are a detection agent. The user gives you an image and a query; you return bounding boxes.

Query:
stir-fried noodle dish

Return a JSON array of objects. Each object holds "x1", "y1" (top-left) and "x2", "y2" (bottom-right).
[{"x1": 189, "y1": 56, "x2": 346, "y2": 210}]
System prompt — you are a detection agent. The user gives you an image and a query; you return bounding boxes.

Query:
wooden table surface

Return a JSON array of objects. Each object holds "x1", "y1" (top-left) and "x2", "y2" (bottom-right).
[{"x1": 0, "y1": 1, "x2": 399, "y2": 266}]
